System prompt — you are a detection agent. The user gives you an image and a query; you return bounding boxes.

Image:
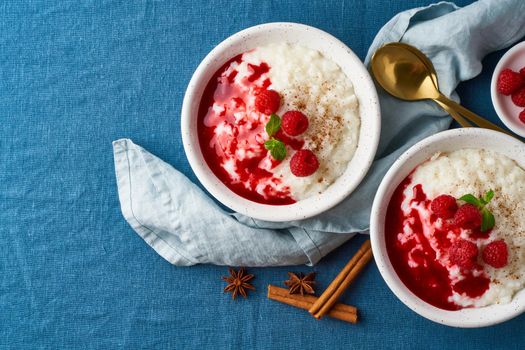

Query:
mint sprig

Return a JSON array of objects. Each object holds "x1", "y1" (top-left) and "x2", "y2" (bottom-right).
[
  {"x1": 264, "y1": 139, "x2": 286, "y2": 161},
  {"x1": 458, "y1": 190, "x2": 495, "y2": 232},
  {"x1": 481, "y1": 209, "x2": 495, "y2": 232},
  {"x1": 265, "y1": 114, "x2": 281, "y2": 137},
  {"x1": 263, "y1": 114, "x2": 286, "y2": 161}
]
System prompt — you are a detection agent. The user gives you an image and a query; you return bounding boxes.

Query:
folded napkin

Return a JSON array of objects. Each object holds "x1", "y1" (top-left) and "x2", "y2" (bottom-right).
[{"x1": 113, "y1": 0, "x2": 525, "y2": 266}]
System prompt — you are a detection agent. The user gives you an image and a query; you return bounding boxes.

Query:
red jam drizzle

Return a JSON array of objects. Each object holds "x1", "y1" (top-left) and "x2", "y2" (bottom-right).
[
  {"x1": 385, "y1": 177, "x2": 490, "y2": 310},
  {"x1": 197, "y1": 55, "x2": 295, "y2": 205},
  {"x1": 275, "y1": 130, "x2": 304, "y2": 151},
  {"x1": 470, "y1": 227, "x2": 492, "y2": 240},
  {"x1": 453, "y1": 275, "x2": 490, "y2": 298},
  {"x1": 247, "y1": 62, "x2": 269, "y2": 82}
]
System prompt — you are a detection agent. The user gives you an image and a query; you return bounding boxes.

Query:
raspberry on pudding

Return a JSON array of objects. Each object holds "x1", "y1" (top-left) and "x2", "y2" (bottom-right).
[
  {"x1": 281, "y1": 111, "x2": 309, "y2": 136},
  {"x1": 198, "y1": 43, "x2": 360, "y2": 205},
  {"x1": 482, "y1": 240, "x2": 508, "y2": 268},
  {"x1": 386, "y1": 149, "x2": 525, "y2": 310},
  {"x1": 430, "y1": 194, "x2": 458, "y2": 219},
  {"x1": 448, "y1": 239, "x2": 479, "y2": 271},
  {"x1": 254, "y1": 89, "x2": 281, "y2": 115},
  {"x1": 290, "y1": 150, "x2": 319, "y2": 177}
]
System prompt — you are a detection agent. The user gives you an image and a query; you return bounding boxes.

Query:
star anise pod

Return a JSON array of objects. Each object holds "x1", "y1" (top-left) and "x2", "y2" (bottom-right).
[
  {"x1": 284, "y1": 272, "x2": 316, "y2": 295},
  {"x1": 222, "y1": 267, "x2": 255, "y2": 299}
]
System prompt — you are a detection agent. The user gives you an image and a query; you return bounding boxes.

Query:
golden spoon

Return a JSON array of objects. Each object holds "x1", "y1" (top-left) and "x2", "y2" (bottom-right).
[
  {"x1": 370, "y1": 43, "x2": 510, "y2": 134},
  {"x1": 387, "y1": 43, "x2": 473, "y2": 127}
]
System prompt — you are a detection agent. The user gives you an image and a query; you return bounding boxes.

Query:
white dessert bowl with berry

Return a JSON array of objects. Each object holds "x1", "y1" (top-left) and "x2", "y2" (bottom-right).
[
  {"x1": 491, "y1": 41, "x2": 525, "y2": 137},
  {"x1": 370, "y1": 128, "x2": 525, "y2": 327},
  {"x1": 181, "y1": 23, "x2": 380, "y2": 222}
]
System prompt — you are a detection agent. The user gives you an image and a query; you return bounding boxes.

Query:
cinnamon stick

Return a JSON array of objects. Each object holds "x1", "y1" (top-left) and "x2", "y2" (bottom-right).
[
  {"x1": 309, "y1": 239, "x2": 372, "y2": 319},
  {"x1": 267, "y1": 285, "x2": 357, "y2": 324}
]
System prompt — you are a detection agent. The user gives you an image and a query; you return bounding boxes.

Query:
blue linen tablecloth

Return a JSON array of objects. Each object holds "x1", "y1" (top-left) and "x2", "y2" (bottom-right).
[{"x1": 2, "y1": 0, "x2": 524, "y2": 349}]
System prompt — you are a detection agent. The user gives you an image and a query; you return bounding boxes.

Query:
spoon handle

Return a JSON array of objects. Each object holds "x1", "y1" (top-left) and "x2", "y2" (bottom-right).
[
  {"x1": 433, "y1": 99, "x2": 473, "y2": 128},
  {"x1": 435, "y1": 94, "x2": 511, "y2": 135}
]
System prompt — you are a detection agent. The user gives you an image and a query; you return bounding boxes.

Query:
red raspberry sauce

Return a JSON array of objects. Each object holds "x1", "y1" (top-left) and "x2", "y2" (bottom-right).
[
  {"x1": 385, "y1": 177, "x2": 490, "y2": 310},
  {"x1": 197, "y1": 55, "x2": 295, "y2": 205}
]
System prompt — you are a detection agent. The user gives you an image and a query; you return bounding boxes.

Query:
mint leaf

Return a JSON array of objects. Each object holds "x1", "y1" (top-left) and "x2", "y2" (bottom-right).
[
  {"x1": 264, "y1": 139, "x2": 279, "y2": 150},
  {"x1": 481, "y1": 208, "x2": 495, "y2": 232},
  {"x1": 265, "y1": 114, "x2": 281, "y2": 137},
  {"x1": 270, "y1": 142, "x2": 286, "y2": 161},
  {"x1": 459, "y1": 194, "x2": 481, "y2": 207},
  {"x1": 264, "y1": 139, "x2": 286, "y2": 161},
  {"x1": 483, "y1": 190, "x2": 494, "y2": 204}
]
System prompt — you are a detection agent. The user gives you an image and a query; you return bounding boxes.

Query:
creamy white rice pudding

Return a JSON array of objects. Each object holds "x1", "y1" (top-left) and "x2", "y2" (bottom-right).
[{"x1": 198, "y1": 43, "x2": 360, "y2": 204}]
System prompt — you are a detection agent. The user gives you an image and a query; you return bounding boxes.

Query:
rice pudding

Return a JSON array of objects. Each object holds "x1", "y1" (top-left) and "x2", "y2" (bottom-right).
[
  {"x1": 386, "y1": 148, "x2": 525, "y2": 310},
  {"x1": 198, "y1": 43, "x2": 360, "y2": 204}
]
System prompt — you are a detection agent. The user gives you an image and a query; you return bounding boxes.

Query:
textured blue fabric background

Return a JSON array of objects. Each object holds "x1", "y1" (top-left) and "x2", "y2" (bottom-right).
[{"x1": 2, "y1": 0, "x2": 524, "y2": 349}]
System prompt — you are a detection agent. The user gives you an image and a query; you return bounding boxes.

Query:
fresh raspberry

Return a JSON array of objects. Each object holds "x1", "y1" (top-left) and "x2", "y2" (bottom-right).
[
  {"x1": 497, "y1": 68, "x2": 524, "y2": 96},
  {"x1": 453, "y1": 204, "x2": 482, "y2": 230},
  {"x1": 290, "y1": 149, "x2": 319, "y2": 177},
  {"x1": 281, "y1": 111, "x2": 309, "y2": 136},
  {"x1": 430, "y1": 194, "x2": 458, "y2": 219},
  {"x1": 511, "y1": 86, "x2": 525, "y2": 107},
  {"x1": 520, "y1": 67, "x2": 525, "y2": 77},
  {"x1": 519, "y1": 109, "x2": 525, "y2": 124},
  {"x1": 254, "y1": 89, "x2": 280, "y2": 115},
  {"x1": 448, "y1": 239, "x2": 478, "y2": 270},
  {"x1": 482, "y1": 240, "x2": 508, "y2": 268}
]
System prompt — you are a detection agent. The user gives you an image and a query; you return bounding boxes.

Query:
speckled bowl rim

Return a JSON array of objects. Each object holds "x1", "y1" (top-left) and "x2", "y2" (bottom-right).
[
  {"x1": 490, "y1": 41, "x2": 525, "y2": 138},
  {"x1": 370, "y1": 128, "x2": 525, "y2": 328},
  {"x1": 181, "y1": 22, "x2": 381, "y2": 222}
]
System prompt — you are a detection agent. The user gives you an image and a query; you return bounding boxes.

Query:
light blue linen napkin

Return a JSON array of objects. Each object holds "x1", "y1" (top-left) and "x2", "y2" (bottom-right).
[{"x1": 113, "y1": 0, "x2": 525, "y2": 266}]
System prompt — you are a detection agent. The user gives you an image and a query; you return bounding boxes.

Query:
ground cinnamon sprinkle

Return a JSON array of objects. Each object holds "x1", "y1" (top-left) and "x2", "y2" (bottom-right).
[{"x1": 283, "y1": 81, "x2": 348, "y2": 154}]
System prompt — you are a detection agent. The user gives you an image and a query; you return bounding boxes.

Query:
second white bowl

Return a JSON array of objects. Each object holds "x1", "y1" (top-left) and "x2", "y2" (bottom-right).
[{"x1": 370, "y1": 128, "x2": 525, "y2": 327}]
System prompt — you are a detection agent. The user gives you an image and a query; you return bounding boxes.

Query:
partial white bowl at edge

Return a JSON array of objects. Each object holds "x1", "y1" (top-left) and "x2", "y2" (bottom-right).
[{"x1": 490, "y1": 41, "x2": 525, "y2": 138}]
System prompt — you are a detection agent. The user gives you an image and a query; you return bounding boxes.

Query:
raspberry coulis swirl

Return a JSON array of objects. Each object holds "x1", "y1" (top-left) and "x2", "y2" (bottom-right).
[
  {"x1": 198, "y1": 55, "x2": 296, "y2": 204},
  {"x1": 386, "y1": 177, "x2": 491, "y2": 310}
]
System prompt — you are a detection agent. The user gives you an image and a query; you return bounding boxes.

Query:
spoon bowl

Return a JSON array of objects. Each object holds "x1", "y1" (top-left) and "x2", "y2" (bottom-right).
[
  {"x1": 388, "y1": 42, "x2": 438, "y2": 86},
  {"x1": 384, "y1": 43, "x2": 473, "y2": 127},
  {"x1": 371, "y1": 44, "x2": 439, "y2": 101}
]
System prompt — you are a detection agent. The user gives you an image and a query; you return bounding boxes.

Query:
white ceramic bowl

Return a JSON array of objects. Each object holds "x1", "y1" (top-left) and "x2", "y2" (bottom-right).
[
  {"x1": 370, "y1": 128, "x2": 525, "y2": 328},
  {"x1": 491, "y1": 41, "x2": 525, "y2": 138},
  {"x1": 181, "y1": 23, "x2": 380, "y2": 222}
]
